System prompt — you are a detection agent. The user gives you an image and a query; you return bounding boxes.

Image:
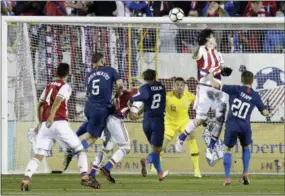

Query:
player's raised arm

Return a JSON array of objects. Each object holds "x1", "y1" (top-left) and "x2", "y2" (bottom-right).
[{"x1": 255, "y1": 94, "x2": 270, "y2": 117}]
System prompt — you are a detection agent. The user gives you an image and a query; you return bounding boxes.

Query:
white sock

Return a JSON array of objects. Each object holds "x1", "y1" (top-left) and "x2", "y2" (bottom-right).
[
  {"x1": 24, "y1": 158, "x2": 40, "y2": 179},
  {"x1": 77, "y1": 152, "x2": 88, "y2": 174},
  {"x1": 185, "y1": 120, "x2": 198, "y2": 135},
  {"x1": 110, "y1": 149, "x2": 126, "y2": 164},
  {"x1": 93, "y1": 151, "x2": 107, "y2": 167}
]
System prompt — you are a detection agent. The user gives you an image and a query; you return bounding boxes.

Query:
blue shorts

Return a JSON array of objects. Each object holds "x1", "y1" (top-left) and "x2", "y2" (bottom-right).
[
  {"x1": 224, "y1": 120, "x2": 252, "y2": 148},
  {"x1": 142, "y1": 117, "x2": 164, "y2": 147},
  {"x1": 84, "y1": 102, "x2": 109, "y2": 138}
]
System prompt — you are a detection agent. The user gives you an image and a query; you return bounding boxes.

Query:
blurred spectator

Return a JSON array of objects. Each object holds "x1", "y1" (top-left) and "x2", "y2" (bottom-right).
[
  {"x1": 220, "y1": 1, "x2": 237, "y2": 16},
  {"x1": 124, "y1": 1, "x2": 152, "y2": 17},
  {"x1": 13, "y1": 1, "x2": 46, "y2": 16},
  {"x1": 152, "y1": 1, "x2": 174, "y2": 16},
  {"x1": 243, "y1": 1, "x2": 270, "y2": 17},
  {"x1": 263, "y1": 30, "x2": 285, "y2": 53},
  {"x1": 87, "y1": 1, "x2": 117, "y2": 16},
  {"x1": 233, "y1": 1, "x2": 248, "y2": 16},
  {"x1": 202, "y1": 1, "x2": 229, "y2": 16},
  {"x1": 45, "y1": 1, "x2": 67, "y2": 16},
  {"x1": 263, "y1": 1, "x2": 277, "y2": 16},
  {"x1": 67, "y1": 1, "x2": 89, "y2": 16},
  {"x1": 116, "y1": 1, "x2": 131, "y2": 16},
  {"x1": 233, "y1": 31, "x2": 263, "y2": 53},
  {"x1": 1, "y1": 0, "x2": 14, "y2": 15},
  {"x1": 276, "y1": 2, "x2": 285, "y2": 16}
]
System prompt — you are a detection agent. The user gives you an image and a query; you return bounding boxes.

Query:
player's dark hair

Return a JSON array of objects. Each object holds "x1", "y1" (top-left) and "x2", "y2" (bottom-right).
[
  {"x1": 92, "y1": 52, "x2": 104, "y2": 64},
  {"x1": 198, "y1": 29, "x2": 214, "y2": 46},
  {"x1": 174, "y1": 77, "x2": 186, "y2": 84},
  {"x1": 57, "y1": 63, "x2": 70, "y2": 78},
  {"x1": 143, "y1": 69, "x2": 157, "y2": 81},
  {"x1": 241, "y1": 71, "x2": 254, "y2": 85}
]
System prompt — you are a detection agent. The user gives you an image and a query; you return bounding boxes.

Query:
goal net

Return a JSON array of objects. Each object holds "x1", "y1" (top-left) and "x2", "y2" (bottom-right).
[{"x1": 2, "y1": 17, "x2": 284, "y2": 175}]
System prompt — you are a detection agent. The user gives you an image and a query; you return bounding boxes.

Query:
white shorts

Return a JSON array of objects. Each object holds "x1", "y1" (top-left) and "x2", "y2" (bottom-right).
[
  {"x1": 35, "y1": 121, "x2": 82, "y2": 156},
  {"x1": 194, "y1": 85, "x2": 226, "y2": 120},
  {"x1": 103, "y1": 115, "x2": 130, "y2": 151}
]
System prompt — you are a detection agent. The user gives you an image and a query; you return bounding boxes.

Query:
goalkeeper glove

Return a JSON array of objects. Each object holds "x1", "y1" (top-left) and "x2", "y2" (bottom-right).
[{"x1": 221, "y1": 67, "x2": 233, "y2": 77}]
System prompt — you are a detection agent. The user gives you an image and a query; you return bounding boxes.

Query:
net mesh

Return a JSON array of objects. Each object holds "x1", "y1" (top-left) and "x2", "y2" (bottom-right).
[{"x1": 6, "y1": 21, "x2": 285, "y2": 174}]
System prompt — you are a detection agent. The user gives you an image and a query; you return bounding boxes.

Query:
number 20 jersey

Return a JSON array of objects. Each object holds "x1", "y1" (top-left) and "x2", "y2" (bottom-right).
[
  {"x1": 39, "y1": 79, "x2": 72, "y2": 122},
  {"x1": 85, "y1": 66, "x2": 119, "y2": 105},
  {"x1": 222, "y1": 85, "x2": 266, "y2": 122}
]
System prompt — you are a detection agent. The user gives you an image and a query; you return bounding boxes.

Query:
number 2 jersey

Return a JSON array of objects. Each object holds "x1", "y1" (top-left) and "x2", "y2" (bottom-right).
[
  {"x1": 130, "y1": 82, "x2": 166, "y2": 118},
  {"x1": 222, "y1": 85, "x2": 266, "y2": 123},
  {"x1": 39, "y1": 79, "x2": 72, "y2": 122},
  {"x1": 86, "y1": 66, "x2": 119, "y2": 106}
]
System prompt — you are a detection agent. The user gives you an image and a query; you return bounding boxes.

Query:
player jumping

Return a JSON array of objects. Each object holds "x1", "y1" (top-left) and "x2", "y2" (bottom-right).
[
  {"x1": 21, "y1": 63, "x2": 89, "y2": 191},
  {"x1": 129, "y1": 69, "x2": 169, "y2": 181},
  {"x1": 162, "y1": 77, "x2": 201, "y2": 178},
  {"x1": 175, "y1": 29, "x2": 233, "y2": 165},
  {"x1": 64, "y1": 89, "x2": 142, "y2": 186},
  {"x1": 208, "y1": 70, "x2": 269, "y2": 185}
]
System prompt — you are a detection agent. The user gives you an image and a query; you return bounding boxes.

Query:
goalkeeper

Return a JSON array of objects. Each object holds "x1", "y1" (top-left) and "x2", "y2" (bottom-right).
[{"x1": 162, "y1": 77, "x2": 202, "y2": 178}]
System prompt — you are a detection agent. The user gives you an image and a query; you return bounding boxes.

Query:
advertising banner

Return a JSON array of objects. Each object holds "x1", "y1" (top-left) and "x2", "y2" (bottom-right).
[{"x1": 13, "y1": 122, "x2": 284, "y2": 174}]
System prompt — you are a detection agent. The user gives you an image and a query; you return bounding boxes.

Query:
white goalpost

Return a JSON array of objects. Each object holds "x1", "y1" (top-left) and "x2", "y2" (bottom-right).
[{"x1": 1, "y1": 16, "x2": 284, "y2": 175}]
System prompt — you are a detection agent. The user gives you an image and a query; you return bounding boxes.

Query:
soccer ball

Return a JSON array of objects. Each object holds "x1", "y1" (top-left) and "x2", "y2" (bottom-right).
[{"x1": 169, "y1": 8, "x2": 184, "y2": 22}]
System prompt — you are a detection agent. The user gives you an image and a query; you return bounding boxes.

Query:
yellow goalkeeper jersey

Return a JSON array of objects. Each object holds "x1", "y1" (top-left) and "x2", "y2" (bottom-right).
[{"x1": 165, "y1": 91, "x2": 195, "y2": 125}]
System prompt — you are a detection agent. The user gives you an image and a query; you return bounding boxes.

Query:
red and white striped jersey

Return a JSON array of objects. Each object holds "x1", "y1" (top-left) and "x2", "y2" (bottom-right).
[
  {"x1": 194, "y1": 46, "x2": 224, "y2": 84},
  {"x1": 39, "y1": 79, "x2": 72, "y2": 122}
]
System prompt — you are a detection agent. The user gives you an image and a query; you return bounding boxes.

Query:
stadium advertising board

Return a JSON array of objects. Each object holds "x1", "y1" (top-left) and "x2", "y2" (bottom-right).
[{"x1": 13, "y1": 122, "x2": 284, "y2": 174}]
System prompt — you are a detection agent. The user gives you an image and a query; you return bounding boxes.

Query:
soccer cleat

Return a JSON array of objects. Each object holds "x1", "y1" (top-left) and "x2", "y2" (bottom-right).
[
  {"x1": 20, "y1": 180, "x2": 30, "y2": 191},
  {"x1": 100, "y1": 167, "x2": 116, "y2": 183},
  {"x1": 175, "y1": 138, "x2": 184, "y2": 153},
  {"x1": 158, "y1": 170, "x2": 169, "y2": 181},
  {"x1": 223, "y1": 178, "x2": 231, "y2": 186},
  {"x1": 84, "y1": 176, "x2": 101, "y2": 189},
  {"x1": 194, "y1": 171, "x2": 203, "y2": 178},
  {"x1": 80, "y1": 175, "x2": 89, "y2": 186},
  {"x1": 140, "y1": 158, "x2": 147, "y2": 177},
  {"x1": 62, "y1": 149, "x2": 73, "y2": 171},
  {"x1": 242, "y1": 175, "x2": 250, "y2": 185}
]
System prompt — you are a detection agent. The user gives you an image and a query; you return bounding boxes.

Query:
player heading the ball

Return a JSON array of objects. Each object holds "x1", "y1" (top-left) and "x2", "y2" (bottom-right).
[
  {"x1": 21, "y1": 63, "x2": 89, "y2": 191},
  {"x1": 175, "y1": 29, "x2": 232, "y2": 165},
  {"x1": 208, "y1": 69, "x2": 269, "y2": 186},
  {"x1": 129, "y1": 69, "x2": 169, "y2": 181}
]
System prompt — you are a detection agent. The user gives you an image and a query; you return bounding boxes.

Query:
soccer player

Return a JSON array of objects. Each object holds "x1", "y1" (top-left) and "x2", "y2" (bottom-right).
[
  {"x1": 63, "y1": 89, "x2": 142, "y2": 187},
  {"x1": 129, "y1": 69, "x2": 169, "y2": 181},
  {"x1": 78, "y1": 52, "x2": 124, "y2": 187},
  {"x1": 208, "y1": 70, "x2": 269, "y2": 185},
  {"x1": 175, "y1": 29, "x2": 233, "y2": 164},
  {"x1": 21, "y1": 63, "x2": 89, "y2": 191},
  {"x1": 163, "y1": 77, "x2": 201, "y2": 178}
]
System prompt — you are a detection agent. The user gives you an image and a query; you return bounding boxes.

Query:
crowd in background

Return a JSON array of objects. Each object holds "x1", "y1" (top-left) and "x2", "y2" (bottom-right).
[{"x1": 1, "y1": 1, "x2": 285, "y2": 17}]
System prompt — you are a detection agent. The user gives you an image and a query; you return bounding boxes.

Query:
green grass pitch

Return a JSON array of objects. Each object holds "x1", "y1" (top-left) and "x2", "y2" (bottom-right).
[{"x1": 2, "y1": 174, "x2": 284, "y2": 195}]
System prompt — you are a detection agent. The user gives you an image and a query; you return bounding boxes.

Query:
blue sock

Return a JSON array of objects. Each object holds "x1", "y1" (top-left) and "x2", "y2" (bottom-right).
[
  {"x1": 104, "y1": 160, "x2": 115, "y2": 171},
  {"x1": 242, "y1": 147, "x2": 251, "y2": 174},
  {"x1": 76, "y1": 121, "x2": 88, "y2": 137},
  {"x1": 178, "y1": 131, "x2": 188, "y2": 141},
  {"x1": 89, "y1": 166, "x2": 98, "y2": 177},
  {"x1": 223, "y1": 152, "x2": 232, "y2": 179},
  {"x1": 146, "y1": 152, "x2": 154, "y2": 163},
  {"x1": 152, "y1": 152, "x2": 162, "y2": 174}
]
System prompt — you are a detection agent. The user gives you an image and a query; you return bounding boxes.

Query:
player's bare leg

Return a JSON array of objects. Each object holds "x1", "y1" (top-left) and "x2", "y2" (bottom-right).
[
  {"x1": 223, "y1": 147, "x2": 232, "y2": 186},
  {"x1": 175, "y1": 119, "x2": 204, "y2": 152},
  {"x1": 21, "y1": 154, "x2": 44, "y2": 191}
]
